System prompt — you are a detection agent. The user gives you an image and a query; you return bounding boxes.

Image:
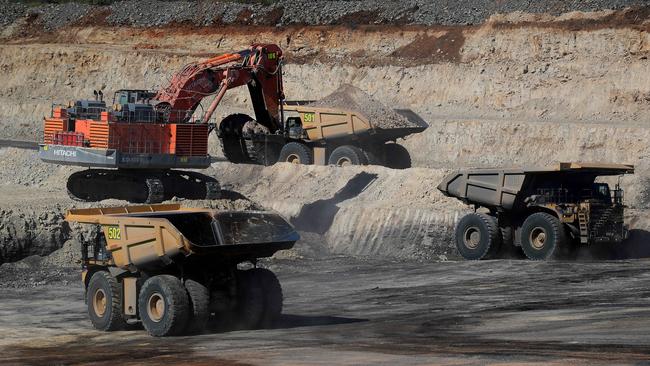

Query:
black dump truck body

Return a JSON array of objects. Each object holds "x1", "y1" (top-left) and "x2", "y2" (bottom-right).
[{"x1": 438, "y1": 163, "x2": 634, "y2": 260}]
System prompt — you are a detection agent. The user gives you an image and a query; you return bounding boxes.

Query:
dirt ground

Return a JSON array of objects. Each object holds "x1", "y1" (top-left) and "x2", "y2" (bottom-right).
[{"x1": 2, "y1": 257, "x2": 650, "y2": 365}]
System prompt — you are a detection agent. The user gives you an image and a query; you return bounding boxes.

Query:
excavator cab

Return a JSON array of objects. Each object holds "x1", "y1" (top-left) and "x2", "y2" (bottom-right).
[
  {"x1": 113, "y1": 90, "x2": 156, "y2": 105},
  {"x1": 112, "y1": 90, "x2": 159, "y2": 123}
]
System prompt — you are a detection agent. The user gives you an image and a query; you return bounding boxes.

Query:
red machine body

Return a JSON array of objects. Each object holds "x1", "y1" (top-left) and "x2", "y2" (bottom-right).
[{"x1": 39, "y1": 44, "x2": 284, "y2": 203}]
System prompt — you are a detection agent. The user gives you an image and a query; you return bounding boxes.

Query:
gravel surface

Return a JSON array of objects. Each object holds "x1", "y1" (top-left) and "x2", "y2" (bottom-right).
[
  {"x1": 26, "y1": 2, "x2": 93, "y2": 31},
  {"x1": 3, "y1": 258, "x2": 650, "y2": 364},
  {"x1": 310, "y1": 84, "x2": 418, "y2": 129},
  {"x1": 0, "y1": 0, "x2": 26, "y2": 27},
  {"x1": 1, "y1": 0, "x2": 649, "y2": 30}
]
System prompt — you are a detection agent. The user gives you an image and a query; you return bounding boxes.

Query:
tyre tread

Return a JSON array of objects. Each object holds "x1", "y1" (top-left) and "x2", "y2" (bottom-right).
[
  {"x1": 185, "y1": 278, "x2": 211, "y2": 333},
  {"x1": 87, "y1": 271, "x2": 128, "y2": 332},
  {"x1": 139, "y1": 275, "x2": 190, "y2": 337},
  {"x1": 278, "y1": 142, "x2": 313, "y2": 165},
  {"x1": 455, "y1": 212, "x2": 500, "y2": 260},
  {"x1": 520, "y1": 212, "x2": 565, "y2": 261}
]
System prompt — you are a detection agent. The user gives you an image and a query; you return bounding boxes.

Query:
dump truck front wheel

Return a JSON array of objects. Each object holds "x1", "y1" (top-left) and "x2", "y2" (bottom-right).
[
  {"x1": 86, "y1": 271, "x2": 128, "y2": 332},
  {"x1": 520, "y1": 212, "x2": 565, "y2": 260},
  {"x1": 384, "y1": 143, "x2": 411, "y2": 169},
  {"x1": 278, "y1": 142, "x2": 313, "y2": 165},
  {"x1": 328, "y1": 145, "x2": 368, "y2": 166},
  {"x1": 138, "y1": 275, "x2": 190, "y2": 337},
  {"x1": 455, "y1": 213, "x2": 500, "y2": 260}
]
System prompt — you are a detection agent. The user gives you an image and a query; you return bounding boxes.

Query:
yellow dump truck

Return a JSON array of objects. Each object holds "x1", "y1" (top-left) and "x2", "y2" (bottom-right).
[
  {"x1": 277, "y1": 104, "x2": 427, "y2": 168},
  {"x1": 221, "y1": 85, "x2": 428, "y2": 169},
  {"x1": 66, "y1": 204, "x2": 299, "y2": 337}
]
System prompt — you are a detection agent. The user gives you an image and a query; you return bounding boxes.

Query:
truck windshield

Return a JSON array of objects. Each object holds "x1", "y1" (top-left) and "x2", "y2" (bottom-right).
[{"x1": 580, "y1": 183, "x2": 611, "y2": 203}]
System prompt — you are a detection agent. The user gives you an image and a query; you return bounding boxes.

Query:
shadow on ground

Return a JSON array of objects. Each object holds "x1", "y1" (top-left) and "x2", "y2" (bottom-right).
[
  {"x1": 573, "y1": 229, "x2": 650, "y2": 260},
  {"x1": 201, "y1": 313, "x2": 368, "y2": 336},
  {"x1": 273, "y1": 314, "x2": 367, "y2": 329},
  {"x1": 291, "y1": 172, "x2": 378, "y2": 234}
]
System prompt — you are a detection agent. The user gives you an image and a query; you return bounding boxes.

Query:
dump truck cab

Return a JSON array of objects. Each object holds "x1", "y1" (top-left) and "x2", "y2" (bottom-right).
[
  {"x1": 67, "y1": 204, "x2": 299, "y2": 337},
  {"x1": 438, "y1": 163, "x2": 634, "y2": 260}
]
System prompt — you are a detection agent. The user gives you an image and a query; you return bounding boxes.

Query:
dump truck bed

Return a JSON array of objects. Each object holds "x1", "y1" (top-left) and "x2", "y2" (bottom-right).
[
  {"x1": 437, "y1": 163, "x2": 634, "y2": 210},
  {"x1": 283, "y1": 104, "x2": 427, "y2": 143},
  {"x1": 67, "y1": 204, "x2": 299, "y2": 270}
]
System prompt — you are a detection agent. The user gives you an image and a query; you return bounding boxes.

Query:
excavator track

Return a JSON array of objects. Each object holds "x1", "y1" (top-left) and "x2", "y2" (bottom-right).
[{"x1": 67, "y1": 169, "x2": 221, "y2": 203}]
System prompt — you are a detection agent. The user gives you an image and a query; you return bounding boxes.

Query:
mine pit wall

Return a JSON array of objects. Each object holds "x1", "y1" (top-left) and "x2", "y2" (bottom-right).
[
  {"x1": 0, "y1": 207, "x2": 97, "y2": 265},
  {"x1": 1, "y1": 13, "x2": 650, "y2": 140},
  {"x1": 0, "y1": 209, "x2": 65, "y2": 264},
  {"x1": 2, "y1": 9, "x2": 650, "y2": 263}
]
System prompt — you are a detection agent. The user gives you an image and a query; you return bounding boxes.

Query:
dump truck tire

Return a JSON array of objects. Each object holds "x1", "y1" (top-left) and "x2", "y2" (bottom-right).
[
  {"x1": 220, "y1": 114, "x2": 253, "y2": 164},
  {"x1": 520, "y1": 212, "x2": 565, "y2": 260},
  {"x1": 384, "y1": 143, "x2": 411, "y2": 169},
  {"x1": 184, "y1": 278, "x2": 210, "y2": 333},
  {"x1": 364, "y1": 147, "x2": 384, "y2": 166},
  {"x1": 236, "y1": 270, "x2": 265, "y2": 329},
  {"x1": 139, "y1": 275, "x2": 190, "y2": 337},
  {"x1": 252, "y1": 141, "x2": 281, "y2": 166},
  {"x1": 87, "y1": 271, "x2": 128, "y2": 332},
  {"x1": 278, "y1": 142, "x2": 313, "y2": 165},
  {"x1": 249, "y1": 268, "x2": 283, "y2": 328},
  {"x1": 455, "y1": 213, "x2": 500, "y2": 260},
  {"x1": 328, "y1": 145, "x2": 368, "y2": 166}
]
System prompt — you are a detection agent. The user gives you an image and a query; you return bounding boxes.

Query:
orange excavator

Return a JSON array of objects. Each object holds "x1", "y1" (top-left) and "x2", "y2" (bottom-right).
[{"x1": 40, "y1": 44, "x2": 285, "y2": 203}]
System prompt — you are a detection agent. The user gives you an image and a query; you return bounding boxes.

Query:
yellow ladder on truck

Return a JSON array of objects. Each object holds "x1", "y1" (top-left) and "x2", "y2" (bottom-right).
[{"x1": 578, "y1": 212, "x2": 589, "y2": 244}]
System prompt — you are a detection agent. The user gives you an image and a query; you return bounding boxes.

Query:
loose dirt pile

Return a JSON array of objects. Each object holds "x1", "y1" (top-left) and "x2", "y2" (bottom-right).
[
  {"x1": 0, "y1": 238, "x2": 82, "y2": 288},
  {"x1": 0, "y1": 256, "x2": 77, "y2": 288},
  {"x1": 310, "y1": 84, "x2": 417, "y2": 129}
]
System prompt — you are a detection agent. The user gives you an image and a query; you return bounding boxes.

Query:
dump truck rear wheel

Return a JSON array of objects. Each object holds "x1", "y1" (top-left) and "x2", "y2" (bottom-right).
[
  {"x1": 278, "y1": 142, "x2": 313, "y2": 165},
  {"x1": 236, "y1": 270, "x2": 265, "y2": 329},
  {"x1": 86, "y1": 271, "x2": 128, "y2": 332},
  {"x1": 249, "y1": 268, "x2": 283, "y2": 328},
  {"x1": 328, "y1": 145, "x2": 368, "y2": 166},
  {"x1": 455, "y1": 213, "x2": 500, "y2": 260},
  {"x1": 139, "y1": 275, "x2": 190, "y2": 337},
  {"x1": 184, "y1": 278, "x2": 210, "y2": 333},
  {"x1": 384, "y1": 143, "x2": 411, "y2": 169},
  {"x1": 520, "y1": 212, "x2": 565, "y2": 260}
]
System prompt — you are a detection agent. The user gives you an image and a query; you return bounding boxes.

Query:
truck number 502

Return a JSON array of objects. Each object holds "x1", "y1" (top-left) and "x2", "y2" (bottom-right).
[{"x1": 107, "y1": 226, "x2": 121, "y2": 240}]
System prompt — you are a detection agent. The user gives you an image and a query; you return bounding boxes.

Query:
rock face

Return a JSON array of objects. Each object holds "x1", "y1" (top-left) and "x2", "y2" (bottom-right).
[
  {"x1": 1, "y1": 2, "x2": 650, "y2": 266},
  {"x1": 1, "y1": 0, "x2": 649, "y2": 28},
  {"x1": 0, "y1": 207, "x2": 69, "y2": 264}
]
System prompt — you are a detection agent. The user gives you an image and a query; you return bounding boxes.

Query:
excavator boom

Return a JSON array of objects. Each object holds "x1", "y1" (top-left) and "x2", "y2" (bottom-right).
[{"x1": 153, "y1": 44, "x2": 284, "y2": 130}]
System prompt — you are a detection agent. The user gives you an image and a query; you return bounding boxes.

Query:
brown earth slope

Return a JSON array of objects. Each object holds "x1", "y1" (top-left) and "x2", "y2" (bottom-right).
[{"x1": 1, "y1": 6, "x2": 650, "y2": 264}]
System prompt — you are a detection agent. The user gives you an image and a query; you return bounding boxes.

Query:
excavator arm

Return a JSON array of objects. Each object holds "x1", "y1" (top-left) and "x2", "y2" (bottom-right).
[{"x1": 154, "y1": 44, "x2": 284, "y2": 132}]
